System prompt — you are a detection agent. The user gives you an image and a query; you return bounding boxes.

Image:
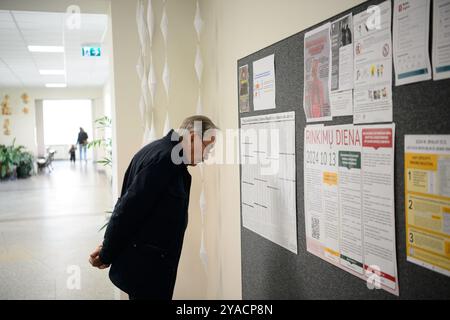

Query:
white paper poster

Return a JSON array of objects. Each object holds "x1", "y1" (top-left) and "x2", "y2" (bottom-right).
[
  {"x1": 331, "y1": 14, "x2": 354, "y2": 92},
  {"x1": 330, "y1": 86, "x2": 354, "y2": 117},
  {"x1": 304, "y1": 123, "x2": 398, "y2": 295},
  {"x1": 304, "y1": 23, "x2": 332, "y2": 122},
  {"x1": 353, "y1": 1, "x2": 393, "y2": 124},
  {"x1": 252, "y1": 54, "x2": 276, "y2": 111},
  {"x1": 432, "y1": 0, "x2": 450, "y2": 80},
  {"x1": 404, "y1": 135, "x2": 450, "y2": 276},
  {"x1": 240, "y1": 112, "x2": 297, "y2": 253},
  {"x1": 330, "y1": 14, "x2": 354, "y2": 117},
  {"x1": 239, "y1": 64, "x2": 250, "y2": 113},
  {"x1": 393, "y1": 0, "x2": 432, "y2": 86}
]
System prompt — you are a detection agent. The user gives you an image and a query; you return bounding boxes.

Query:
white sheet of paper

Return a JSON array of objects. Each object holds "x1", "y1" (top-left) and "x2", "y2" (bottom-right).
[
  {"x1": 304, "y1": 123, "x2": 398, "y2": 295},
  {"x1": 353, "y1": 1, "x2": 393, "y2": 124},
  {"x1": 252, "y1": 54, "x2": 276, "y2": 111},
  {"x1": 240, "y1": 112, "x2": 297, "y2": 254},
  {"x1": 330, "y1": 89, "x2": 353, "y2": 117},
  {"x1": 433, "y1": 0, "x2": 450, "y2": 80},
  {"x1": 304, "y1": 23, "x2": 332, "y2": 122},
  {"x1": 393, "y1": 0, "x2": 432, "y2": 86}
]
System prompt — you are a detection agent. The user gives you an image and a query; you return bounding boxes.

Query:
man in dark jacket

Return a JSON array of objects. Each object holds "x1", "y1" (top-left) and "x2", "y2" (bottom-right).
[
  {"x1": 89, "y1": 115, "x2": 217, "y2": 300},
  {"x1": 77, "y1": 127, "x2": 89, "y2": 161}
]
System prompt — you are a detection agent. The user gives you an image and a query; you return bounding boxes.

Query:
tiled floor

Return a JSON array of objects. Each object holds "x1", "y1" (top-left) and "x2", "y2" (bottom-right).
[{"x1": 0, "y1": 160, "x2": 118, "y2": 299}]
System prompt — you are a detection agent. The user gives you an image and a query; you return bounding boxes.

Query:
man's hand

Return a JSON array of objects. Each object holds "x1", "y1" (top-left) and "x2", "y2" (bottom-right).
[{"x1": 89, "y1": 244, "x2": 110, "y2": 269}]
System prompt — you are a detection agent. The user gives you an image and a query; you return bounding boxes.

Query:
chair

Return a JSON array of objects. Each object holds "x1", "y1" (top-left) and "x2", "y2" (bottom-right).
[{"x1": 37, "y1": 149, "x2": 56, "y2": 173}]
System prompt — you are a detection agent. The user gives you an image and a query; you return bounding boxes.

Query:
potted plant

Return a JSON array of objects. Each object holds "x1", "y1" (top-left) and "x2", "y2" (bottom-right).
[
  {"x1": 17, "y1": 151, "x2": 34, "y2": 178},
  {"x1": 0, "y1": 140, "x2": 22, "y2": 180},
  {"x1": 0, "y1": 139, "x2": 34, "y2": 181}
]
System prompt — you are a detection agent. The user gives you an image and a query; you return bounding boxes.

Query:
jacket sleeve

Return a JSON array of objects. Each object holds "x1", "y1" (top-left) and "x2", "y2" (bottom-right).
[{"x1": 99, "y1": 159, "x2": 177, "y2": 264}]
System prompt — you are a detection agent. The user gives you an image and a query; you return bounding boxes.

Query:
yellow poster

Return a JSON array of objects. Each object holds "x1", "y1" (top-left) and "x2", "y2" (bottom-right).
[{"x1": 405, "y1": 135, "x2": 450, "y2": 277}]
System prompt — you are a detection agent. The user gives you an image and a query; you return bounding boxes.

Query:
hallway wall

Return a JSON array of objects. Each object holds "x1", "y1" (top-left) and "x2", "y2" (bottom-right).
[{"x1": 0, "y1": 87, "x2": 103, "y2": 157}]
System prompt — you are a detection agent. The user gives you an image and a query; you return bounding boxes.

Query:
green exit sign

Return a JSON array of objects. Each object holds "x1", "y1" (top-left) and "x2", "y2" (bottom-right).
[{"x1": 82, "y1": 46, "x2": 101, "y2": 57}]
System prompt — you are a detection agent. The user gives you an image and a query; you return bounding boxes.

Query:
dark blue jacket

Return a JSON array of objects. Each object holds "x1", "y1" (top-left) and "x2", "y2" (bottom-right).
[{"x1": 99, "y1": 129, "x2": 191, "y2": 299}]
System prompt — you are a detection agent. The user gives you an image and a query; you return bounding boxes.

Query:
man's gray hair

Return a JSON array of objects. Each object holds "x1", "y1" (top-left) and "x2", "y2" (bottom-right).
[{"x1": 179, "y1": 115, "x2": 219, "y2": 136}]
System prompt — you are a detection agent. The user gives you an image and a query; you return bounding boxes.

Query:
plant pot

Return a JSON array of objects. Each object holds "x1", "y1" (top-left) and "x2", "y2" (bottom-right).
[
  {"x1": 7, "y1": 165, "x2": 17, "y2": 181},
  {"x1": 17, "y1": 164, "x2": 31, "y2": 179}
]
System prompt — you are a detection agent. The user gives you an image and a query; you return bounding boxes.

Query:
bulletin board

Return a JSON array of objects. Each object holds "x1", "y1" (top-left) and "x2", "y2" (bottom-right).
[{"x1": 238, "y1": 0, "x2": 450, "y2": 299}]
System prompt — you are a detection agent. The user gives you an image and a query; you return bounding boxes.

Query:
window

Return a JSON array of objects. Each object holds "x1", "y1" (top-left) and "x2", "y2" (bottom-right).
[{"x1": 43, "y1": 100, "x2": 92, "y2": 146}]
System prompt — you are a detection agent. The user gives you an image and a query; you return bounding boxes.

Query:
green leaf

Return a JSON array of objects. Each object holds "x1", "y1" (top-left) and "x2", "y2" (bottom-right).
[{"x1": 98, "y1": 221, "x2": 110, "y2": 232}]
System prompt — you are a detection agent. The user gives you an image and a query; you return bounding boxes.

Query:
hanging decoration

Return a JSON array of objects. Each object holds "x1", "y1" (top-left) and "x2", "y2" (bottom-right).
[
  {"x1": 1, "y1": 95, "x2": 12, "y2": 115},
  {"x1": 193, "y1": 0, "x2": 208, "y2": 272},
  {"x1": 160, "y1": 1, "x2": 171, "y2": 138},
  {"x1": 194, "y1": 0, "x2": 204, "y2": 42},
  {"x1": 136, "y1": 0, "x2": 152, "y2": 146},
  {"x1": 196, "y1": 89, "x2": 203, "y2": 114},
  {"x1": 163, "y1": 111, "x2": 171, "y2": 135},
  {"x1": 160, "y1": 5, "x2": 169, "y2": 47},
  {"x1": 148, "y1": 111, "x2": 157, "y2": 142},
  {"x1": 162, "y1": 59, "x2": 170, "y2": 100},
  {"x1": 21, "y1": 93, "x2": 30, "y2": 114},
  {"x1": 136, "y1": 53, "x2": 144, "y2": 81},
  {"x1": 148, "y1": 54, "x2": 157, "y2": 105},
  {"x1": 146, "y1": 0, "x2": 155, "y2": 48},
  {"x1": 3, "y1": 118, "x2": 11, "y2": 136},
  {"x1": 136, "y1": 0, "x2": 148, "y2": 55}
]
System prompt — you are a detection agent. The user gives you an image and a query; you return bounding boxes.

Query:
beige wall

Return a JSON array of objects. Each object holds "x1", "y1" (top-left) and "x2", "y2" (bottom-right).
[
  {"x1": 108, "y1": 0, "x2": 365, "y2": 299},
  {"x1": 0, "y1": 89, "x2": 37, "y2": 154},
  {"x1": 0, "y1": 87, "x2": 103, "y2": 157}
]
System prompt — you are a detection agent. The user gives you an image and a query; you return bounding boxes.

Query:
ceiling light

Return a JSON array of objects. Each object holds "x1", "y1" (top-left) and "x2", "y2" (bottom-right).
[
  {"x1": 39, "y1": 69, "x2": 65, "y2": 75},
  {"x1": 28, "y1": 45, "x2": 64, "y2": 53},
  {"x1": 45, "y1": 83, "x2": 67, "y2": 88}
]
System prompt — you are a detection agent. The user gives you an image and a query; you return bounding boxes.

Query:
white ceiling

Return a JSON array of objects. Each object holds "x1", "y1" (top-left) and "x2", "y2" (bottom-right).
[{"x1": 0, "y1": 10, "x2": 109, "y2": 88}]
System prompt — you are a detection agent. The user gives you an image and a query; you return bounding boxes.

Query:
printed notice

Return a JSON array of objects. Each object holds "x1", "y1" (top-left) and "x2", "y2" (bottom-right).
[
  {"x1": 353, "y1": 1, "x2": 393, "y2": 124},
  {"x1": 330, "y1": 14, "x2": 354, "y2": 117},
  {"x1": 393, "y1": 0, "x2": 432, "y2": 86},
  {"x1": 253, "y1": 54, "x2": 276, "y2": 111},
  {"x1": 304, "y1": 123, "x2": 398, "y2": 295},
  {"x1": 432, "y1": 0, "x2": 450, "y2": 80},
  {"x1": 304, "y1": 23, "x2": 332, "y2": 122},
  {"x1": 240, "y1": 112, "x2": 297, "y2": 253},
  {"x1": 239, "y1": 64, "x2": 250, "y2": 113},
  {"x1": 330, "y1": 89, "x2": 353, "y2": 117},
  {"x1": 405, "y1": 135, "x2": 450, "y2": 276},
  {"x1": 331, "y1": 14, "x2": 354, "y2": 92}
]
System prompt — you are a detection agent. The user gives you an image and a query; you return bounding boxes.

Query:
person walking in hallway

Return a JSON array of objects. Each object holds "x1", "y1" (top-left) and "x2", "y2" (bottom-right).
[
  {"x1": 77, "y1": 127, "x2": 88, "y2": 161},
  {"x1": 69, "y1": 144, "x2": 76, "y2": 163},
  {"x1": 89, "y1": 115, "x2": 218, "y2": 300}
]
